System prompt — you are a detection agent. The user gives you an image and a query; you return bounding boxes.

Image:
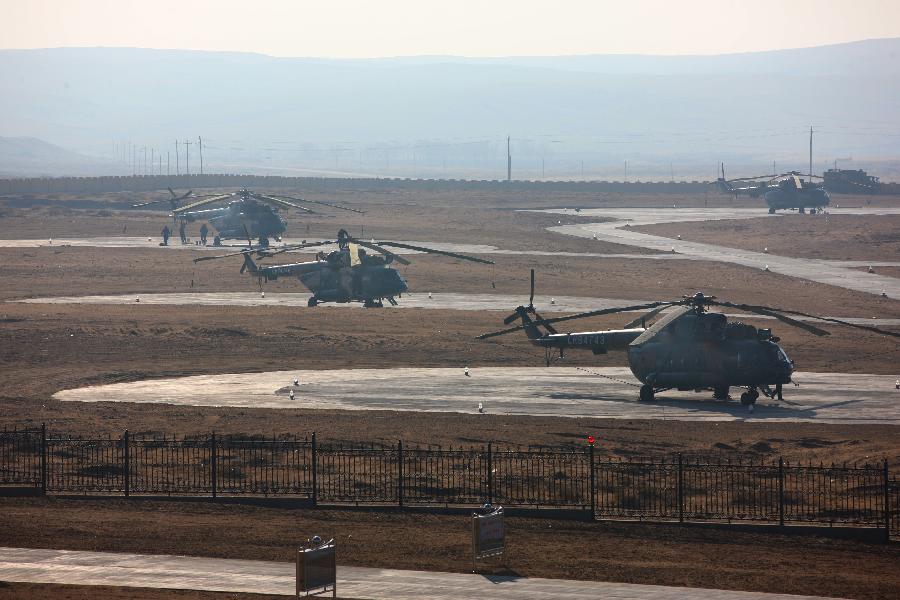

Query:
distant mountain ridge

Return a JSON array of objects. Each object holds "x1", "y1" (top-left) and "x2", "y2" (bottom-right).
[
  {"x1": 1, "y1": 40, "x2": 899, "y2": 178},
  {"x1": 0, "y1": 136, "x2": 115, "y2": 177}
]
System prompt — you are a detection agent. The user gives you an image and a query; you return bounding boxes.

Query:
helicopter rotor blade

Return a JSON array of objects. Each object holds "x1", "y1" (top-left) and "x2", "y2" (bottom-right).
[
  {"x1": 250, "y1": 193, "x2": 316, "y2": 213},
  {"x1": 477, "y1": 301, "x2": 675, "y2": 339},
  {"x1": 257, "y1": 240, "x2": 337, "y2": 258},
  {"x1": 373, "y1": 241, "x2": 494, "y2": 265},
  {"x1": 269, "y1": 194, "x2": 365, "y2": 214},
  {"x1": 716, "y1": 301, "x2": 900, "y2": 339},
  {"x1": 709, "y1": 301, "x2": 831, "y2": 336},
  {"x1": 174, "y1": 194, "x2": 233, "y2": 213},
  {"x1": 193, "y1": 249, "x2": 253, "y2": 263},
  {"x1": 621, "y1": 304, "x2": 669, "y2": 330},
  {"x1": 133, "y1": 197, "x2": 175, "y2": 208},
  {"x1": 352, "y1": 240, "x2": 411, "y2": 265}
]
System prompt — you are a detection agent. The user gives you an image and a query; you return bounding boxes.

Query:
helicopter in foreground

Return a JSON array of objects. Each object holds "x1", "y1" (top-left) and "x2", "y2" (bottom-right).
[
  {"x1": 195, "y1": 229, "x2": 494, "y2": 307},
  {"x1": 134, "y1": 188, "x2": 362, "y2": 246},
  {"x1": 478, "y1": 271, "x2": 899, "y2": 407},
  {"x1": 716, "y1": 170, "x2": 830, "y2": 214}
]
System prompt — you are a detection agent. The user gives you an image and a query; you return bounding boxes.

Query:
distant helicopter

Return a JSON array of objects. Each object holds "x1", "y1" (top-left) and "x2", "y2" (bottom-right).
[
  {"x1": 716, "y1": 168, "x2": 829, "y2": 214},
  {"x1": 478, "y1": 271, "x2": 899, "y2": 407},
  {"x1": 195, "y1": 229, "x2": 494, "y2": 307},
  {"x1": 134, "y1": 188, "x2": 362, "y2": 246}
]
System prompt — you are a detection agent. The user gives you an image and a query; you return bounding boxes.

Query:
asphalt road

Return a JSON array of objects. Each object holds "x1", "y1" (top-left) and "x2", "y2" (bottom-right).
[
  {"x1": 0, "y1": 547, "x2": 837, "y2": 600},
  {"x1": 53, "y1": 367, "x2": 900, "y2": 424}
]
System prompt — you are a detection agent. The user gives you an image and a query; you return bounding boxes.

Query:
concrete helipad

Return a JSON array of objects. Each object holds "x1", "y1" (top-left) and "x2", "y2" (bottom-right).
[
  {"x1": 0, "y1": 547, "x2": 835, "y2": 600},
  {"x1": 53, "y1": 367, "x2": 900, "y2": 424},
  {"x1": 541, "y1": 207, "x2": 900, "y2": 299}
]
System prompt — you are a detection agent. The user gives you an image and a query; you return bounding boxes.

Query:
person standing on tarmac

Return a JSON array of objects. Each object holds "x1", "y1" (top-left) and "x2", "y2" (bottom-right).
[
  {"x1": 161, "y1": 224, "x2": 170, "y2": 246},
  {"x1": 199, "y1": 223, "x2": 209, "y2": 245},
  {"x1": 179, "y1": 221, "x2": 187, "y2": 244}
]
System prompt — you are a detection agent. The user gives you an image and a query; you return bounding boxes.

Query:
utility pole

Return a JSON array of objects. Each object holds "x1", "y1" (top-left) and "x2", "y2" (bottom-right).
[
  {"x1": 150, "y1": 148, "x2": 154, "y2": 175},
  {"x1": 809, "y1": 125, "x2": 813, "y2": 177},
  {"x1": 198, "y1": 136, "x2": 204, "y2": 175},
  {"x1": 167, "y1": 151, "x2": 170, "y2": 177},
  {"x1": 506, "y1": 135, "x2": 511, "y2": 182},
  {"x1": 624, "y1": 160, "x2": 627, "y2": 182},
  {"x1": 175, "y1": 140, "x2": 180, "y2": 176},
  {"x1": 184, "y1": 140, "x2": 192, "y2": 175}
]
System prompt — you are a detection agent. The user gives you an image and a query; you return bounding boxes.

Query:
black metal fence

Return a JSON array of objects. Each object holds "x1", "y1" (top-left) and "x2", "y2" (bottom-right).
[{"x1": 2, "y1": 426, "x2": 896, "y2": 540}]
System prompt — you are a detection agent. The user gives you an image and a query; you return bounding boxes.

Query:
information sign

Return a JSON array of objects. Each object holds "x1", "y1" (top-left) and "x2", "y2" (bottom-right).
[
  {"x1": 472, "y1": 505, "x2": 505, "y2": 569},
  {"x1": 296, "y1": 539, "x2": 336, "y2": 598}
]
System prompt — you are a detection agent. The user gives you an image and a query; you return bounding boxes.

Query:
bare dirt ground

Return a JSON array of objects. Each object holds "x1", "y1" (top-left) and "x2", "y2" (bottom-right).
[
  {"x1": 1, "y1": 498, "x2": 899, "y2": 600},
  {"x1": 860, "y1": 266, "x2": 900, "y2": 279},
  {"x1": 634, "y1": 213, "x2": 900, "y2": 262},
  {"x1": 1, "y1": 186, "x2": 899, "y2": 598}
]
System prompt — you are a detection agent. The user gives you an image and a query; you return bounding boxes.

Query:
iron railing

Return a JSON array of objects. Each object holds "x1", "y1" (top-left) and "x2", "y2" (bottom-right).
[
  {"x1": 1, "y1": 427, "x2": 896, "y2": 539},
  {"x1": 0, "y1": 427, "x2": 42, "y2": 489}
]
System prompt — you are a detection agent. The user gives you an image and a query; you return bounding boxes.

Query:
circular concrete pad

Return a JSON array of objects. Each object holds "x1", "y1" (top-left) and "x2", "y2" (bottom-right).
[{"x1": 53, "y1": 367, "x2": 900, "y2": 423}]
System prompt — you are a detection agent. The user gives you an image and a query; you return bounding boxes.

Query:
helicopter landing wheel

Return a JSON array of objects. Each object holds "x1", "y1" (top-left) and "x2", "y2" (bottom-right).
[
  {"x1": 307, "y1": 297, "x2": 318, "y2": 307},
  {"x1": 740, "y1": 389, "x2": 759, "y2": 406},
  {"x1": 768, "y1": 207, "x2": 775, "y2": 214},
  {"x1": 639, "y1": 384, "x2": 655, "y2": 402},
  {"x1": 363, "y1": 299, "x2": 383, "y2": 308}
]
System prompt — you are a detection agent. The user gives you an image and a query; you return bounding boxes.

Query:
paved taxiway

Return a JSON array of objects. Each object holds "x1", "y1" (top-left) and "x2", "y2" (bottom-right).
[
  {"x1": 542, "y1": 207, "x2": 900, "y2": 299},
  {"x1": 0, "y1": 547, "x2": 835, "y2": 600},
  {"x1": 53, "y1": 367, "x2": 900, "y2": 424}
]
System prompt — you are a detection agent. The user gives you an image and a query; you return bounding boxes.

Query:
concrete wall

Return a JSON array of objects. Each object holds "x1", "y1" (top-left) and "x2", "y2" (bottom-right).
[{"x1": 0, "y1": 174, "x2": 717, "y2": 195}]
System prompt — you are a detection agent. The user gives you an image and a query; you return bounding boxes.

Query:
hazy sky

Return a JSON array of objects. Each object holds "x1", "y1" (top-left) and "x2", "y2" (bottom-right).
[{"x1": 4, "y1": 0, "x2": 900, "y2": 58}]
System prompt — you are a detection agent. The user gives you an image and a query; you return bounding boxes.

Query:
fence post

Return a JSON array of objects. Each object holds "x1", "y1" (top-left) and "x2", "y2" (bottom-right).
[
  {"x1": 487, "y1": 443, "x2": 493, "y2": 505},
  {"x1": 884, "y1": 459, "x2": 890, "y2": 544},
  {"x1": 123, "y1": 430, "x2": 130, "y2": 498},
  {"x1": 677, "y1": 453, "x2": 684, "y2": 523},
  {"x1": 397, "y1": 440, "x2": 404, "y2": 508},
  {"x1": 40, "y1": 423, "x2": 47, "y2": 496},
  {"x1": 311, "y1": 432, "x2": 318, "y2": 507},
  {"x1": 589, "y1": 444, "x2": 596, "y2": 520},
  {"x1": 778, "y1": 457, "x2": 785, "y2": 527},
  {"x1": 210, "y1": 432, "x2": 217, "y2": 499}
]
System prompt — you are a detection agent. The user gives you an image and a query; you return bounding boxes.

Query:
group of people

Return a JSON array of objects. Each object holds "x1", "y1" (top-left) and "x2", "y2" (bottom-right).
[{"x1": 161, "y1": 222, "x2": 209, "y2": 246}]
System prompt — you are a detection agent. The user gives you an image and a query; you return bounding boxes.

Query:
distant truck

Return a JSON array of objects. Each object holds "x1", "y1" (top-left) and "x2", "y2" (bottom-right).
[{"x1": 823, "y1": 168, "x2": 881, "y2": 194}]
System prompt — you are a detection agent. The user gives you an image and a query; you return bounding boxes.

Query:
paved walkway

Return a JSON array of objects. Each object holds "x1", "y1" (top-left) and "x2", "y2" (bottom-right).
[{"x1": 0, "y1": 547, "x2": 836, "y2": 599}]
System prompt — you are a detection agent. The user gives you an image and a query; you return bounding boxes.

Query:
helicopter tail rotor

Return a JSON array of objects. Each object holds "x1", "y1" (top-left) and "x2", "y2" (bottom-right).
[{"x1": 240, "y1": 252, "x2": 259, "y2": 275}]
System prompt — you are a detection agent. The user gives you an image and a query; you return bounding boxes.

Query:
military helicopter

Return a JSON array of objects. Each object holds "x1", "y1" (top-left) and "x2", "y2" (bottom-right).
[
  {"x1": 478, "y1": 271, "x2": 900, "y2": 407},
  {"x1": 195, "y1": 228, "x2": 494, "y2": 307},
  {"x1": 716, "y1": 168, "x2": 830, "y2": 214},
  {"x1": 134, "y1": 188, "x2": 362, "y2": 246}
]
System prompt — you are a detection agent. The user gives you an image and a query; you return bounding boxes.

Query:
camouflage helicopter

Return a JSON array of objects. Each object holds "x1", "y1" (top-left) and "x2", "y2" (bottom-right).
[
  {"x1": 716, "y1": 168, "x2": 829, "y2": 214},
  {"x1": 195, "y1": 229, "x2": 494, "y2": 307},
  {"x1": 478, "y1": 271, "x2": 899, "y2": 407},
  {"x1": 134, "y1": 188, "x2": 362, "y2": 246}
]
